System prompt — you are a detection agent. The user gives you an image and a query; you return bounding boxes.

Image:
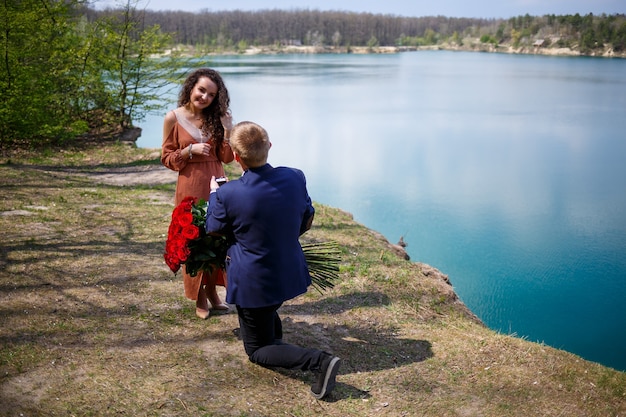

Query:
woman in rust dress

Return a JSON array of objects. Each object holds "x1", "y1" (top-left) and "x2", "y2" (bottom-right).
[{"x1": 161, "y1": 68, "x2": 235, "y2": 319}]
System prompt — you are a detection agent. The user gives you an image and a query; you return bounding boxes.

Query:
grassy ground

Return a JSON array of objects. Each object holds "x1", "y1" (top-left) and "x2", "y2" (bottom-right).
[{"x1": 1, "y1": 141, "x2": 625, "y2": 416}]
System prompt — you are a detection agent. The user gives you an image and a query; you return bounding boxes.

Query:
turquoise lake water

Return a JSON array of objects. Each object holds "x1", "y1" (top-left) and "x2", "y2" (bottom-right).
[{"x1": 137, "y1": 51, "x2": 626, "y2": 371}]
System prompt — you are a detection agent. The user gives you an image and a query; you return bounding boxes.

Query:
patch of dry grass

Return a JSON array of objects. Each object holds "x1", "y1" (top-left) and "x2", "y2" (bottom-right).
[{"x1": 1, "y1": 143, "x2": 625, "y2": 416}]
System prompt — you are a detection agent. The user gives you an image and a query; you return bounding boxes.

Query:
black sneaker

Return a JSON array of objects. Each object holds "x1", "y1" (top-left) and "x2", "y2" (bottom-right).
[{"x1": 311, "y1": 354, "x2": 341, "y2": 399}]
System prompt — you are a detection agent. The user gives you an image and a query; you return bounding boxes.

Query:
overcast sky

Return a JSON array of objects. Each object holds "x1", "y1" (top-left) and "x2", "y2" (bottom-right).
[{"x1": 94, "y1": 0, "x2": 624, "y2": 19}]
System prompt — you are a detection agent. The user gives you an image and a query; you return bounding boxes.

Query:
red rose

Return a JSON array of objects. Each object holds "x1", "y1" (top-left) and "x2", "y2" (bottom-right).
[
  {"x1": 168, "y1": 221, "x2": 182, "y2": 238},
  {"x1": 182, "y1": 224, "x2": 200, "y2": 240},
  {"x1": 177, "y1": 211, "x2": 194, "y2": 227},
  {"x1": 170, "y1": 234, "x2": 187, "y2": 250},
  {"x1": 164, "y1": 252, "x2": 181, "y2": 273},
  {"x1": 172, "y1": 197, "x2": 194, "y2": 219},
  {"x1": 175, "y1": 243, "x2": 190, "y2": 262},
  {"x1": 177, "y1": 197, "x2": 195, "y2": 213}
]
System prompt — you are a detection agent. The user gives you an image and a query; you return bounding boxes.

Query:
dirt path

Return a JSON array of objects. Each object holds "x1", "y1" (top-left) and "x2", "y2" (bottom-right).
[{"x1": 77, "y1": 164, "x2": 178, "y2": 186}]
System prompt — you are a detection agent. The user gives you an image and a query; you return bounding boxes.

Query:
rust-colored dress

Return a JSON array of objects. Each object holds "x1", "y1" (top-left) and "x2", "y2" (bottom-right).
[{"x1": 161, "y1": 108, "x2": 234, "y2": 300}]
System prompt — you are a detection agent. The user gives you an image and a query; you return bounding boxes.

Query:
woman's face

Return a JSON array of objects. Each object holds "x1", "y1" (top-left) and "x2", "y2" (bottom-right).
[{"x1": 191, "y1": 76, "x2": 218, "y2": 110}]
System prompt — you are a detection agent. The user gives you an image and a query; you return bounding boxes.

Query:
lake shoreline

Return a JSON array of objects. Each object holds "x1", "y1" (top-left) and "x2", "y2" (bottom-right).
[{"x1": 167, "y1": 41, "x2": 626, "y2": 59}]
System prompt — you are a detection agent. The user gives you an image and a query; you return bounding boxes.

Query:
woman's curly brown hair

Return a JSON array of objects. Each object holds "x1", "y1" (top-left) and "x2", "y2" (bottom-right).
[{"x1": 178, "y1": 68, "x2": 230, "y2": 147}]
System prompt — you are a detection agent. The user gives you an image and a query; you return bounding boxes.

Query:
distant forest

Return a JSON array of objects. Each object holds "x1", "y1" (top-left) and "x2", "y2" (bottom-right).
[{"x1": 85, "y1": 8, "x2": 626, "y2": 54}]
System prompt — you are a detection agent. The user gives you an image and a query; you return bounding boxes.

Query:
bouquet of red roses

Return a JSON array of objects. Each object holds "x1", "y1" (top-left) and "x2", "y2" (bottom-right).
[
  {"x1": 164, "y1": 196, "x2": 341, "y2": 293},
  {"x1": 164, "y1": 196, "x2": 229, "y2": 277}
]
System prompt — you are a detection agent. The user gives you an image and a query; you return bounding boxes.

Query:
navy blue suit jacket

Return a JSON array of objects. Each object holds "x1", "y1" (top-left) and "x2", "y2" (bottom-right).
[{"x1": 205, "y1": 164, "x2": 315, "y2": 308}]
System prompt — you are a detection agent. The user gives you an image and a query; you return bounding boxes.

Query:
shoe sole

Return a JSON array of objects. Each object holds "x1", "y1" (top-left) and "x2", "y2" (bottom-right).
[{"x1": 311, "y1": 356, "x2": 341, "y2": 399}]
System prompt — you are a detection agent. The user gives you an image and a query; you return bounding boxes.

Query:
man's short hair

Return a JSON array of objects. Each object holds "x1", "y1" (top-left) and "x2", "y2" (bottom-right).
[{"x1": 230, "y1": 121, "x2": 271, "y2": 168}]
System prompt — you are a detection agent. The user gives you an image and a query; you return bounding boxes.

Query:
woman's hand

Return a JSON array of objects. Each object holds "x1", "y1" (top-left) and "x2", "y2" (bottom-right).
[
  {"x1": 220, "y1": 111, "x2": 233, "y2": 132},
  {"x1": 191, "y1": 142, "x2": 212, "y2": 157}
]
